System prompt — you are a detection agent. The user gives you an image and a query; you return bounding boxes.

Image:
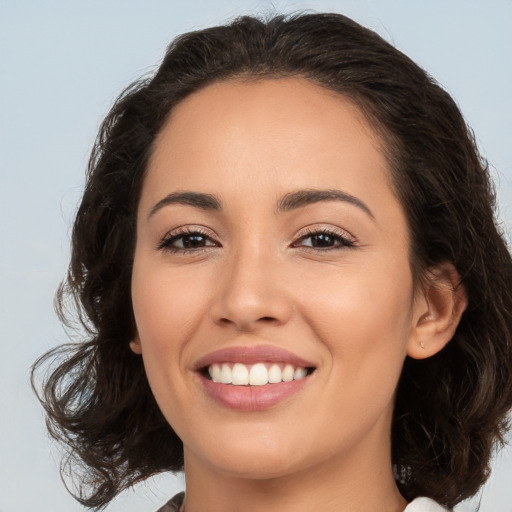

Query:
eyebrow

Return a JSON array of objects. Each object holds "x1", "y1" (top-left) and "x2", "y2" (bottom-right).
[
  {"x1": 148, "y1": 191, "x2": 222, "y2": 218},
  {"x1": 148, "y1": 188, "x2": 373, "y2": 220},
  {"x1": 277, "y1": 189, "x2": 374, "y2": 219}
]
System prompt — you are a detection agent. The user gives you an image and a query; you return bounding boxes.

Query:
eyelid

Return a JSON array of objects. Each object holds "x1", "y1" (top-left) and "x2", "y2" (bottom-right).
[
  {"x1": 294, "y1": 224, "x2": 356, "y2": 242},
  {"x1": 156, "y1": 225, "x2": 221, "y2": 251},
  {"x1": 155, "y1": 223, "x2": 356, "y2": 252},
  {"x1": 292, "y1": 225, "x2": 357, "y2": 250}
]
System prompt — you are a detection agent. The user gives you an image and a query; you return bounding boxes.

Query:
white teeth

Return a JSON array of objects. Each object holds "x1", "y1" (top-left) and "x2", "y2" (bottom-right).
[
  {"x1": 208, "y1": 362, "x2": 310, "y2": 385},
  {"x1": 249, "y1": 363, "x2": 269, "y2": 386},
  {"x1": 268, "y1": 364, "x2": 282, "y2": 383},
  {"x1": 220, "y1": 364, "x2": 232, "y2": 384},
  {"x1": 232, "y1": 363, "x2": 249, "y2": 385},
  {"x1": 209, "y1": 363, "x2": 222, "y2": 382},
  {"x1": 294, "y1": 367, "x2": 307, "y2": 380},
  {"x1": 282, "y1": 364, "x2": 295, "y2": 382}
]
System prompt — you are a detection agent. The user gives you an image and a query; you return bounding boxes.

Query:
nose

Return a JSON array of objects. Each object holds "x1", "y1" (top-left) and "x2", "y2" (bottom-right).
[{"x1": 210, "y1": 247, "x2": 293, "y2": 332}]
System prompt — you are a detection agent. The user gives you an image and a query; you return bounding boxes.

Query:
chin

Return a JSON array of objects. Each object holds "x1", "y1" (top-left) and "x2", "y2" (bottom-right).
[
  {"x1": 213, "y1": 455, "x2": 302, "y2": 481},
  {"x1": 189, "y1": 434, "x2": 308, "y2": 479}
]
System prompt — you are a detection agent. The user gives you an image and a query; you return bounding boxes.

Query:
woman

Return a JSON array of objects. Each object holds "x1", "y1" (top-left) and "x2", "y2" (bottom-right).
[{"x1": 32, "y1": 13, "x2": 512, "y2": 512}]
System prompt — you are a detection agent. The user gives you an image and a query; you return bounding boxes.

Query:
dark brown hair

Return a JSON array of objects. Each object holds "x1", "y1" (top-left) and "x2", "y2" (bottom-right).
[{"x1": 32, "y1": 12, "x2": 512, "y2": 509}]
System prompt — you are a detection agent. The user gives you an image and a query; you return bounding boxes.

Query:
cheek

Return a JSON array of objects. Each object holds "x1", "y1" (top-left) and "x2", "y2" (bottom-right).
[
  {"x1": 131, "y1": 257, "x2": 213, "y2": 402},
  {"x1": 298, "y1": 261, "x2": 414, "y2": 394},
  {"x1": 132, "y1": 261, "x2": 207, "y2": 342},
  {"x1": 131, "y1": 260, "x2": 211, "y2": 427},
  {"x1": 302, "y1": 256, "x2": 413, "y2": 330}
]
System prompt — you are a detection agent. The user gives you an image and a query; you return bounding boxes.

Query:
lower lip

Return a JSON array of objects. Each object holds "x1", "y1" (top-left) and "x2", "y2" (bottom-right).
[{"x1": 199, "y1": 374, "x2": 309, "y2": 411}]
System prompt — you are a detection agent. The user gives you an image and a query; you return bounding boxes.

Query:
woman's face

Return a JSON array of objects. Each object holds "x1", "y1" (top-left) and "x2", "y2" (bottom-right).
[{"x1": 131, "y1": 78, "x2": 423, "y2": 479}]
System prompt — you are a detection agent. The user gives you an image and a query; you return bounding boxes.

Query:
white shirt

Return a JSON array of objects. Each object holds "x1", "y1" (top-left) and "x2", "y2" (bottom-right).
[{"x1": 405, "y1": 497, "x2": 448, "y2": 511}]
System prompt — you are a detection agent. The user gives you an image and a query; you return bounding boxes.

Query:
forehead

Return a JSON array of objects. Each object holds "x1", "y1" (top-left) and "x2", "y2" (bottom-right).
[
  {"x1": 141, "y1": 78, "x2": 400, "y2": 222},
  {"x1": 156, "y1": 78, "x2": 381, "y2": 154}
]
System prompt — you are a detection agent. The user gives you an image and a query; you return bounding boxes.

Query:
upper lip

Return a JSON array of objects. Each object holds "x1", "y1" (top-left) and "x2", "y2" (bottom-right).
[{"x1": 193, "y1": 344, "x2": 316, "y2": 371}]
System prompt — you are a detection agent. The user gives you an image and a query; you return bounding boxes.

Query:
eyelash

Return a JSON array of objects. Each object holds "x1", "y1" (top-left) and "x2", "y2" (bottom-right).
[
  {"x1": 292, "y1": 228, "x2": 356, "y2": 251},
  {"x1": 157, "y1": 227, "x2": 356, "y2": 253},
  {"x1": 157, "y1": 227, "x2": 217, "y2": 253}
]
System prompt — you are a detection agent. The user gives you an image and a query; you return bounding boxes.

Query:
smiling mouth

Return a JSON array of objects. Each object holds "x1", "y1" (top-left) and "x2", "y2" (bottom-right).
[
  {"x1": 202, "y1": 362, "x2": 316, "y2": 386},
  {"x1": 196, "y1": 348, "x2": 317, "y2": 410}
]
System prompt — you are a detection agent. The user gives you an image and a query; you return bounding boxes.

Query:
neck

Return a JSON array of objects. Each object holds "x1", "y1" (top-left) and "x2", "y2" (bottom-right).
[{"x1": 181, "y1": 427, "x2": 407, "y2": 512}]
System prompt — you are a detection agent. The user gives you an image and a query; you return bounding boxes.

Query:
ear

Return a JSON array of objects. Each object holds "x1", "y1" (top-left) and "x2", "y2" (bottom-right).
[
  {"x1": 129, "y1": 332, "x2": 143, "y2": 355},
  {"x1": 407, "y1": 263, "x2": 467, "y2": 360}
]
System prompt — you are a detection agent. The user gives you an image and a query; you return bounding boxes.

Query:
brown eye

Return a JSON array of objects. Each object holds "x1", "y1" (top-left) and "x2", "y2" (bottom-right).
[
  {"x1": 158, "y1": 230, "x2": 218, "y2": 252},
  {"x1": 294, "y1": 230, "x2": 355, "y2": 250},
  {"x1": 177, "y1": 233, "x2": 212, "y2": 248},
  {"x1": 302, "y1": 233, "x2": 337, "y2": 248}
]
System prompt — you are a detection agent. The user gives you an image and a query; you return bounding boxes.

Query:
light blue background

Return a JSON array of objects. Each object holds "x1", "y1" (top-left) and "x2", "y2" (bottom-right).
[{"x1": 1, "y1": 1, "x2": 511, "y2": 510}]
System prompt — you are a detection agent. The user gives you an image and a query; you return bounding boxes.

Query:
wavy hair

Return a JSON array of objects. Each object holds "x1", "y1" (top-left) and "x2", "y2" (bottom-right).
[{"x1": 32, "y1": 12, "x2": 512, "y2": 509}]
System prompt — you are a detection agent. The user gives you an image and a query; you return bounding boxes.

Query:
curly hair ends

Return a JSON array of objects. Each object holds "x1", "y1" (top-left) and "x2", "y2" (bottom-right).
[{"x1": 32, "y1": 12, "x2": 512, "y2": 509}]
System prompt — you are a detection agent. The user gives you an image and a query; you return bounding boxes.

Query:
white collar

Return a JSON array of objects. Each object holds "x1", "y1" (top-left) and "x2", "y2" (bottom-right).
[{"x1": 405, "y1": 497, "x2": 449, "y2": 511}]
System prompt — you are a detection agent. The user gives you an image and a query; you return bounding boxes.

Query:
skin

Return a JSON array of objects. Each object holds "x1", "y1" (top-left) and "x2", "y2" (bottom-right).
[{"x1": 130, "y1": 78, "x2": 466, "y2": 512}]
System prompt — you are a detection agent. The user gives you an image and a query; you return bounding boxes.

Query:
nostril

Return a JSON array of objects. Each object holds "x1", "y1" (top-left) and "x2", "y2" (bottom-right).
[{"x1": 219, "y1": 317, "x2": 235, "y2": 325}]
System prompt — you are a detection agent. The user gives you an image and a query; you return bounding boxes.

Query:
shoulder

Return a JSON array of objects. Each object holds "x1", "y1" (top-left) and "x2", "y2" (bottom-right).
[
  {"x1": 155, "y1": 491, "x2": 185, "y2": 512},
  {"x1": 405, "y1": 497, "x2": 450, "y2": 512}
]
